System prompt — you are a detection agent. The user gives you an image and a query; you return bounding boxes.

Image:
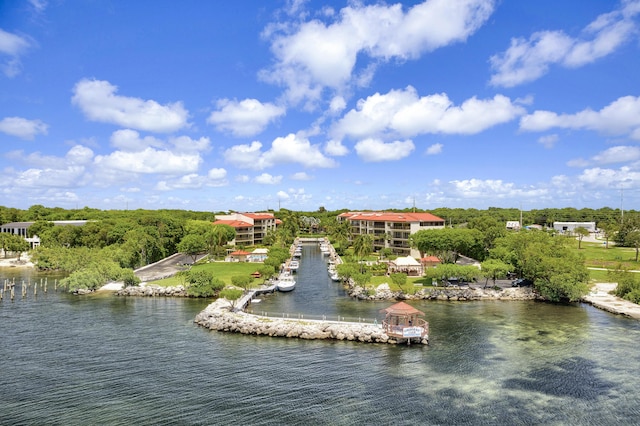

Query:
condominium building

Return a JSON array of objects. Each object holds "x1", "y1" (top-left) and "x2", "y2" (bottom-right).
[
  {"x1": 213, "y1": 212, "x2": 279, "y2": 246},
  {"x1": 337, "y1": 211, "x2": 445, "y2": 257}
]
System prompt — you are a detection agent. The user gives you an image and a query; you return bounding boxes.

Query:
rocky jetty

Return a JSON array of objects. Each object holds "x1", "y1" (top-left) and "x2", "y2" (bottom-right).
[
  {"x1": 194, "y1": 299, "x2": 424, "y2": 344},
  {"x1": 116, "y1": 285, "x2": 186, "y2": 297}
]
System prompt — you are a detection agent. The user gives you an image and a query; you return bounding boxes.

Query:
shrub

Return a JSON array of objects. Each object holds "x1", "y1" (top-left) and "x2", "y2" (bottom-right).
[{"x1": 185, "y1": 270, "x2": 224, "y2": 297}]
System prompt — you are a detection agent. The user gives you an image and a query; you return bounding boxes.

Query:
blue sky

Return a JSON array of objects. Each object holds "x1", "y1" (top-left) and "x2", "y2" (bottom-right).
[{"x1": 2, "y1": 0, "x2": 640, "y2": 213}]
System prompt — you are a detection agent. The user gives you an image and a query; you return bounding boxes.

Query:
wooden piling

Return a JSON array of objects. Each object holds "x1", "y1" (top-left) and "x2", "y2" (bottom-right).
[{"x1": 11, "y1": 286, "x2": 15, "y2": 300}]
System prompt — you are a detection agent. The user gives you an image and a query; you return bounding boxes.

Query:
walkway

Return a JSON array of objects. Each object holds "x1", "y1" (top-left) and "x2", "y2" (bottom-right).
[{"x1": 583, "y1": 283, "x2": 640, "y2": 319}]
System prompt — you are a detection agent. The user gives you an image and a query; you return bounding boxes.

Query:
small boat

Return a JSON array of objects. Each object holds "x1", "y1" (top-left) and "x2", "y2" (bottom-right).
[
  {"x1": 288, "y1": 260, "x2": 300, "y2": 272},
  {"x1": 320, "y1": 244, "x2": 330, "y2": 256},
  {"x1": 329, "y1": 269, "x2": 340, "y2": 282},
  {"x1": 276, "y1": 273, "x2": 296, "y2": 292}
]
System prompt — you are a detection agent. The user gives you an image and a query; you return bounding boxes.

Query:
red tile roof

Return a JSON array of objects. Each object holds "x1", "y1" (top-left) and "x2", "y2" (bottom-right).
[
  {"x1": 243, "y1": 212, "x2": 275, "y2": 219},
  {"x1": 380, "y1": 301, "x2": 425, "y2": 316},
  {"x1": 230, "y1": 250, "x2": 251, "y2": 256},
  {"x1": 213, "y1": 219, "x2": 251, "y2": 228},
  {"x1": 338, "y1": 211, "x2": 444, "y2": 223}
]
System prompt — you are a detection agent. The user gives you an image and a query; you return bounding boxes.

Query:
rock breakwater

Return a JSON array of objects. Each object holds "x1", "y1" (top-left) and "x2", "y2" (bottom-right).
[{"x1": 194, "y1": 299, "x2": 425, "y2": 344}]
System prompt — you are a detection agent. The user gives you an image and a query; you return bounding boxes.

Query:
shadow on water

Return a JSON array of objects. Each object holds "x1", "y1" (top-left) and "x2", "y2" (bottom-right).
[{"x1": 504, "y1": 356, "x2": 614, "y2": 400}]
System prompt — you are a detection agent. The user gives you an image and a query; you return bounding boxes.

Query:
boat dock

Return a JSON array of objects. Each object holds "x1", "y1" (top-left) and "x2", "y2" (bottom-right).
[{"x1": 196, "y1": 238, "x2": 428, "y2": 345}]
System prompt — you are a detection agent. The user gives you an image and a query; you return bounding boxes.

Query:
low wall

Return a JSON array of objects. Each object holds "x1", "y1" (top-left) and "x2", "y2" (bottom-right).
[{"x1": 194, "y1": 299, "x2": 428, "y2": 345}]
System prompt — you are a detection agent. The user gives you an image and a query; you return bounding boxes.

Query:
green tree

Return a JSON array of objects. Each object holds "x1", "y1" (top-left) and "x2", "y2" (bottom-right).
[
  {"x1": 491, "y1": 230, "x2": 589, "y2": 301},
  {"x1": 597, "y1": 221, "x2": 618, "y2": 249},
  {"x1": 120, "y1": 268, "x2": 141, "y2": 287},
  {"x1": 219, "y1": 288, "x2": 244, "y2": 309},
  {"x1": 390, "y1": 272, "x2": 408, "y2": 292},
  {"x1": 210, "y1": 224, "x2": 236, "y2": 256},
  {"x1": 480, "y1": 258, "x2": 511, "y2": 288},
  {"x1": 4, "y1": 233, "x2": 30, "y2": 260},
  {"x1": 352, "y1": 271, "x2": 372, "y2": 293},
  {"x1": 410, "y1": 228, "x2": 484, "y2": 263},
  {"x1": 468, "y1": 215, "x2": 507, "y2": 255},
  {"x1": 177, "y1": 234, "x2": 208, "y2": 264},
  {"x1": 423, "y1": 264, "x2": 481, "y2": 286},
  {"x1": 231, "y1": 275, "x2": 254, "y2": 293},
  {"x1": 625, "y1": 230, "x2": 640, "y2": 262},
  {"x1": 352, "y1": 234, "x2": 374, "y2": 272},
  {"x1": 185, "y1": 270, "x2": 224, "y2": 297},
  {"x1": 336, "y1": 263, "x2": 358, "y2": 283},
  {"x1": 573, "y1": 226, "x2": 590, "y2": 249}
]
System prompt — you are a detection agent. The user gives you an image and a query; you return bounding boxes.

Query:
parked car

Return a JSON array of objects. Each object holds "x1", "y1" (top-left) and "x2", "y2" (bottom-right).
[{"x1": 512, "y1": 278, "x2": 533, "y2": 287}]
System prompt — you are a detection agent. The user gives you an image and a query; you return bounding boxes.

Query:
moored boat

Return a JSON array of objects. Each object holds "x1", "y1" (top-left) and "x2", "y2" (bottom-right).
[
  {"x1": 288, "y1": 260, "x2": 300, "y2": 272},
  {"x1": 276, "y1": 273, "x2": 296, "y2": 292}
]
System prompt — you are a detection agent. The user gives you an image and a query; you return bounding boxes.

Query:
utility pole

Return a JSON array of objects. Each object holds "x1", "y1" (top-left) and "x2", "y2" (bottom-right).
[
  {"x1": 621, "y1": 186, "x2": 624, "y2": 224},
  {"x1": 519, "y1": 203, "x2": 523, "y2": 230}
]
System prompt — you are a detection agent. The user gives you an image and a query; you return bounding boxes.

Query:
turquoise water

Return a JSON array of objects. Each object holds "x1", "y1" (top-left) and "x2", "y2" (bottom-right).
[{"x1": 2, "y1": 247, "x2": 640, "y2": 425}]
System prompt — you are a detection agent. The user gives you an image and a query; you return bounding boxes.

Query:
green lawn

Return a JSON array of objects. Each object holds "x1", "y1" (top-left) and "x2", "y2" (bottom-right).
[
  {"x1": 151, "y1": 261, "x2": 266, "y2": 288},
  {"x1": 573, "y1": 241, "x2": 640, "y2": 283}
]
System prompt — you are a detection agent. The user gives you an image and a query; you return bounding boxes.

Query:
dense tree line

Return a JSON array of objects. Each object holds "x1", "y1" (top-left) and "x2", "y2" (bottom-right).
[{"x1": 0, "y1": 204, "x2": 626, "y2": 299}]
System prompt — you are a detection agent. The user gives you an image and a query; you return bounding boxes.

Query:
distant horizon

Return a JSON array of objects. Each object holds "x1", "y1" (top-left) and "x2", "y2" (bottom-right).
[{"x1": 2, "y1": 1, "x2": 640, "y2": 212}]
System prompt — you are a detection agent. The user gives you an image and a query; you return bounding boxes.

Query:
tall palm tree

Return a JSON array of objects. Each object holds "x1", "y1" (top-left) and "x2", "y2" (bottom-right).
[{"x1": 352, "y1": 234, "x2": 374, "y2": 272}]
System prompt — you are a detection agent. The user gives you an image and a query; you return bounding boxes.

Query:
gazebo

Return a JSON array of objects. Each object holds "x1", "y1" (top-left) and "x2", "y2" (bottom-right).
[
  {"x1": 390, "y1": 256, "x2": 423, "y2": 276},
  {"x1": 380, "y1": 301, "x2": 429, "y2": 344}
]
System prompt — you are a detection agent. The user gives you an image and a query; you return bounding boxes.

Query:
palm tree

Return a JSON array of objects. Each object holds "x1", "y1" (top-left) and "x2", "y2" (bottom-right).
[{"x1": 352, "y1": 234, "x2": 374, "y2": 272}]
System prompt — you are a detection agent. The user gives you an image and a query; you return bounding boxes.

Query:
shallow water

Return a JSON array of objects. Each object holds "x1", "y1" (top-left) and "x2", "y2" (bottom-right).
[{"x1": 2, "y1": 246, "x2": 640, "y2": 425}]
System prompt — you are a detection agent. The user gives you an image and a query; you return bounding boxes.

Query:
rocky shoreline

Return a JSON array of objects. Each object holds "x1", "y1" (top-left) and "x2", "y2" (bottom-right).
[
  {"x1": 115, "y1": 285, "x2": 186, "y2": 297},
  {"x1": 347, "y1": 282, "x2": 541, "y2": 301}
]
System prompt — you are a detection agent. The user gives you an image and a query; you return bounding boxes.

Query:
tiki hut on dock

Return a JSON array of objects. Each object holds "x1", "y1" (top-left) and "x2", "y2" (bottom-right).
[{"x1": 380, "y1": 301, "x2": 429, "y2": 345}]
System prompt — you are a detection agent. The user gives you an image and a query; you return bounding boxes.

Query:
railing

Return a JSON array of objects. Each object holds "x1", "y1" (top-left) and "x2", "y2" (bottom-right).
[
  {"x1": 244, "y1": 309, "x2": 381, "y2": 325},
  {"x1": 382, "y1": 318, "x2": 429, "y2": 337}
]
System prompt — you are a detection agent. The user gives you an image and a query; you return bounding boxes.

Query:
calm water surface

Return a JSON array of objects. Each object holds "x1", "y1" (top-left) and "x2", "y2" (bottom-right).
[{"x1": 2, "y1": 245, "x2": 640, "y2": 425}]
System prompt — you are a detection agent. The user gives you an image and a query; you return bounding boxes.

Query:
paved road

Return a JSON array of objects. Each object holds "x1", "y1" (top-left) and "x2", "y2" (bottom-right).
[{"x1": 134, "y1": 253, "x2": 206, "y2": 282}]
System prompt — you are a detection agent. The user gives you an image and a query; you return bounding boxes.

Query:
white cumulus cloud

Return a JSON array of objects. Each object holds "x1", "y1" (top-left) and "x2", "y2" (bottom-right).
[
  {"x1": 95, "y1": 147, "x2": 201, "y2": 174},
  {"x1": 254, "y1": 173, "x2": 282, "y2": 184},
  {"x1": 224, "y1": 133, "x2": 337, "y2": 170},
  {"x1": 425, "y1": 143, "x2": 443, "y2": 155},
  {"x1": 354, "y1": 138, "x2": 414, "y2": 162},
  {"x1": 0, "y1": 117, "x2": 48, "y2": 140},
  {"x1": 520, "y1": 95, "x2": 640, "y2": 139},
  {"x1": 0, "y1": 28, "x2": 32, "y2": 77},
  {"x1": 72, "y1": 79, "x2": 190, "y2": 133},
  {"x1": 490, "y1": 1, "x2": 640, "y2": 87},
  {"x1": 208, "y1": 98, "x2": 285, "y2": 137},
  {"x1": 262, "y1": 0, "x2": 495, "y2": 105},
  {"x1": 332, "y1": 86, "x2": 524, "y2": 141}
]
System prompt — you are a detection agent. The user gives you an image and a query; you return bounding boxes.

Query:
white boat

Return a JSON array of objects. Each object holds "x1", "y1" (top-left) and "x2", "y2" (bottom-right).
[
  {"x1": 276, "y1": 273, "x2": 296, "y2": 292},
  {"x1": 320, "y1": 244, "x2": 330, "y2": 256},
  {"x1": 328, "y1": 269, "x2": 340, "y2": 282},
  {"x1": 288, "y1": 260, "x2": 300, "y2": 272}
]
